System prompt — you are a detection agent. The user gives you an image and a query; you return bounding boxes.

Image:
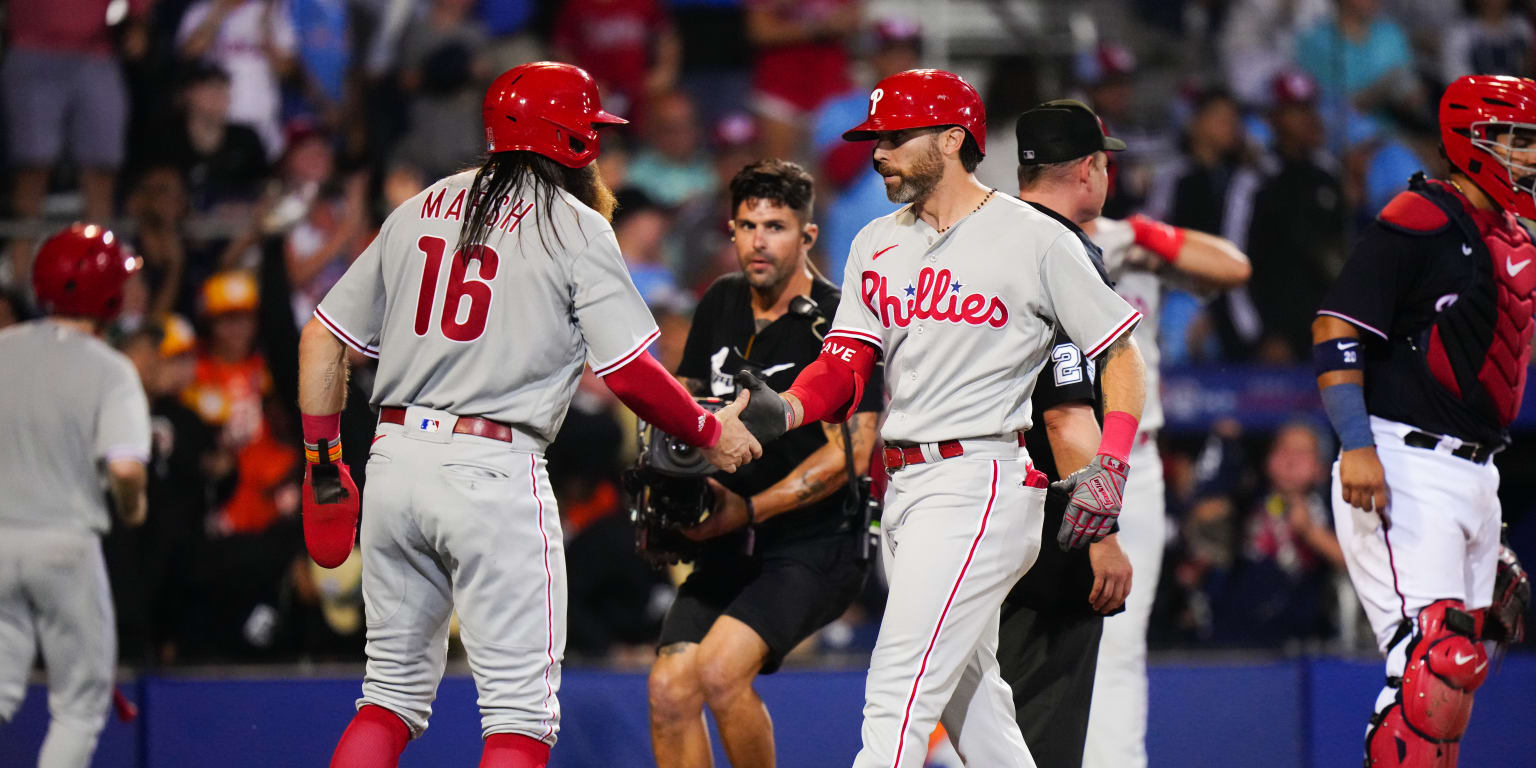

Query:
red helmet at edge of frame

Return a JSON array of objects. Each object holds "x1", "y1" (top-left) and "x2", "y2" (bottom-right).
[
  {"x1": 842, "y1": 68, "x2": 987, "y2": 156},
  {"x1": 1440, "y1": 74, "x2": 1536, "y2": 219},
  {"x1": 482, "y1": 61, "x2": 628, "y2": 169},
  {"x1": 31, "y1": 223, "x2": 141, "y2": 322}
]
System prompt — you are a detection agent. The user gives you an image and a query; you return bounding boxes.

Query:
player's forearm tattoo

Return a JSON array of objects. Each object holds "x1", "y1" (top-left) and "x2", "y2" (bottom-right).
[
  {"x1": 658, "y1": 642, "x2": 696, "y2": 656},
  {"x1": 792, "y1": 471, "x2": 831, "y2": 503}
]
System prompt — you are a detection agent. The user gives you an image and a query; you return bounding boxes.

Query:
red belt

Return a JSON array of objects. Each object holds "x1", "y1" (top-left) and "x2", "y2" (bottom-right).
[
  {"x1": 378, "y1": 407, "x2": 519, "y2": 443},
  {"x1": 883, "y1": 432, "x2": 1027, "y2": 472}
]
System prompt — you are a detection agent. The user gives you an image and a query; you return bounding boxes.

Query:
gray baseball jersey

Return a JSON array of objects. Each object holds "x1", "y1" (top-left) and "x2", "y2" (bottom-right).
[
  {"x1": 828, "y1": 195, "x2": 1142, "y2": 444},
  {"x1": 316, "y1": 171, "x2": 659, "y2": 445},
  {"x1": 0, "y1": 321, "x2": 150, "y2": 533}
]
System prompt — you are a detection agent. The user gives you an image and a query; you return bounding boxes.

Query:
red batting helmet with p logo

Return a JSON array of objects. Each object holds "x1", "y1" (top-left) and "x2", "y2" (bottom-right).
[{"x1": 841, "y1": 69, "x2": 987, "y2": 155}]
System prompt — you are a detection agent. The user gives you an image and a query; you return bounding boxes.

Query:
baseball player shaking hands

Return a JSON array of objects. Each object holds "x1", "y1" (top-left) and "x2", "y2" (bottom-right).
[
  {"x1": 736, "y1": 69, "x2": 1148, "y2": 768},
  {"x1": 0, "y1": 225, "x2": 149, "y2": 768},
  {"x1": 1313, "y1": 75, "x2": 1535, "y2": 767},
  {"x1": 296, "y1": 63, "x2": 759, "y2": 768}
]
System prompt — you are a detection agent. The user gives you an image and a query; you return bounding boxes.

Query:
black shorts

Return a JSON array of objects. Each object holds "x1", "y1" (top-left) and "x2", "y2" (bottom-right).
[{"x1": 658, "y1": 531, "x2": 868, "y2": 673}]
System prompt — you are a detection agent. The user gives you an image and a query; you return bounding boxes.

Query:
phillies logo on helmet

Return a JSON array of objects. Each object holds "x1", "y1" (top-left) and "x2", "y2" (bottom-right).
[
  {"x1": 869, "y1": 88, "x2": 885, "y2": 115},
  {"x1": 860, "y1": 267, "x2": 1009, "y2": 329}
]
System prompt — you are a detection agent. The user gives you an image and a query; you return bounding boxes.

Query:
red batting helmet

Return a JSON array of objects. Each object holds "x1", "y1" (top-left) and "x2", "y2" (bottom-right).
[
  {"x1": 842, "y1": 69, "x2": 986, "y2": 155},
  {"x1": 32, "y1": 223, "x2": 141, "y2": 321},
  {"x1": 1440, "y1": 74, "x2": 1536, "y2": 219},
  {"x1": 483, "y1": 61, "x2": 628, "y2": 169}
]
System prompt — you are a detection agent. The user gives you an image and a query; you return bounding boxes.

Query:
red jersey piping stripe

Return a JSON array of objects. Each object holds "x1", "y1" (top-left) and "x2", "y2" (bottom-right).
[
  {"x1": 1083, "y1": 310, "x2": 1143, "y2": 360},
  {"x1": 826, "y1": 328, "x2": 884, "y2": 350},
  {"x1": 314, "y1": 307, "x2": 381, "y2": 358},
  {"x1": 592, "y1": 328, "x2": 661, "y2": 377}
]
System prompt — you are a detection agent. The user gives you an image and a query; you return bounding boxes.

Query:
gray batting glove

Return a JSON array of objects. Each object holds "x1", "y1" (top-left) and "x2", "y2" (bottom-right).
[
  {"x1": 1052, "y1": 453, "x2": 1130, "y2": 551},
  {"x1": 733, "y1": 370, "x2": 790, "y2": 444}
]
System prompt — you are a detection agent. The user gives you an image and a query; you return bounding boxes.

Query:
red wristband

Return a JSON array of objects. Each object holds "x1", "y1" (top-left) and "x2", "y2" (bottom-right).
[
  {"x1": 1128, "y1": 215, "x2": 1185, "y2": 264},
  {"x1": 302, "y1": 413, "x2": 341, "y2": 445},
  {"x1": 1098, "y1": 411, "x2": 1140, "y2": 463}
]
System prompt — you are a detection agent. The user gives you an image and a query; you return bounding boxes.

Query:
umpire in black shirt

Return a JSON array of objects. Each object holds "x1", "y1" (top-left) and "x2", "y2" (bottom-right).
[
  {"x1": 1000, "y1": 101, "x2": 1136, "y2": 767},
  {"x1": 648, "y1": 159, "x2": 882, "y2": 768}
]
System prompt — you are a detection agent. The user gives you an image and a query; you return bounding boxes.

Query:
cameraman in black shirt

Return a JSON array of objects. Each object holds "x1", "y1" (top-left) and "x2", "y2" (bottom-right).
[{"x1": 648, "y1": 160, "x2": 883, "y2": 768}]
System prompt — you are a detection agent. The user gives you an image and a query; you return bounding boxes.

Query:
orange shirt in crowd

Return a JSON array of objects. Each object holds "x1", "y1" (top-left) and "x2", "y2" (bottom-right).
[{"x1": 184, "y1": 353, "x2": 299, "y2": 534}]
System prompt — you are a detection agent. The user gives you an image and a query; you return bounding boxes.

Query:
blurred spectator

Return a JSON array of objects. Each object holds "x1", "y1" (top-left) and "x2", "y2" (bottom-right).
[
  {"x1": 1245, "y1": 72, "x2": 1347, "y2": 363},
  {"x1": 1210, "y1": 422, "x2": 1346, "y2": 647},
  {"x1": 552, "y1": 0, "x2": 680, "y2": 122},
  {"x1": 613, "y1": 188, "x2": 680, "y2": 304},
  {"x1": 627, "y1": 91, "x2": 718, "y2": 207},
  {"x1": 127, "y1": 166, "x2": 194, "y2": 320},
  {"x1": 1220, "y1": 0, "x2": 1332, "y2": 107},
  {"x1": 280, "y1": 126, "x2": 368, "y2": 325},
  {"x1": 670, "y1": 112, "x2": 764, "y2": 291},
  {"x1": 1148, "y1": 89, "x2": 1264, "y2": 360},
  {"x1": 119, "y1": 315, "x2": 229, "y2": 662},
  {"x1": 177, "y1": 0, "x2": 300, "y2": 159},
  {"x1": 394, "y1": 0, "x2": 491, "y2": 181},
  {"x1": 671, "y1": 0, "x2": 754, "y2": 126},
  {"x1": 1441, "y1": 0, "x2": 1533, "y2": 82},
  {"x1": 1082, "y1": 42, "x2": 1178, "y2": 219},
  {"x1": 4, "y1": 0, "x2": 149, "y2": 268},
  {"x1": 813, "y1": 17, "x2": 919, "y2": 277},
  {"x1": 144, "y1": 63, "x2": 271, "y2": 215},
  {"x1": 183, "y1": 271, "x2": 301, "y2": 536},
  {"x1": 745, "y1": 0, "x2": 860, "y2": 161},
  {"x1": 1294, "y1": 0, "x2": 1426, "y2": 124},
  {"x1": 287, "y1": 0, "x2": 353, "y2": 127}
]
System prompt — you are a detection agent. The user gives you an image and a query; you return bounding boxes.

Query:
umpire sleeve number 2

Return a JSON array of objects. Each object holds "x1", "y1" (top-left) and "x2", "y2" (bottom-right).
[
  {"x1": 1052, "y1": 343, "x2": 1086, "y2": 386},
  {"x1": 413, "y1": 235, "x2": 498, "y2": 342}
]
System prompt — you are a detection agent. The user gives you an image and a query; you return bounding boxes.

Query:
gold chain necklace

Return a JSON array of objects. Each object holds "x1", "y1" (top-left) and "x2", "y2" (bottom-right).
[{"x1": 937, "y1": 188, "x2": 996, "y2": 234}]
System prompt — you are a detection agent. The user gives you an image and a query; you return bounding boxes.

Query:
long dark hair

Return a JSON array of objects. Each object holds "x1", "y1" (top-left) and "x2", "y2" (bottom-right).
[{"x1": 453, "y1": 150, "x2": 615, "y2": 258}]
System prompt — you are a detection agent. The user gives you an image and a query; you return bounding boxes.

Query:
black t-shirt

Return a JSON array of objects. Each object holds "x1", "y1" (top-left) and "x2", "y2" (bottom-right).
[
  {"x1": 145, "y1": 117, "x2": 270, "y2": 211},
  {"x1": 676, "y1": 273, "x2": 886, "y2": 546},
  {"x1": 1317, "y1": 179, "x2": 1512, "y2": 445},
  {"x1": 1005, "y1": 202, "x2": 1112, "y2": 616}
]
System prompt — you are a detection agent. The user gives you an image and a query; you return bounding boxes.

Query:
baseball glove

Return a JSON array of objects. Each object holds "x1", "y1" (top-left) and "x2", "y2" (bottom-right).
[{"x1": 1486, "y1": 543, "x2": 1530, "y2": 645}]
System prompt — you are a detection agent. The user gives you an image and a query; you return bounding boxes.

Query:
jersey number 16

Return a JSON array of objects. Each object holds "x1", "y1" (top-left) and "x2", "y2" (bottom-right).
[{"x1": 413, "y1": 235, "x2": 498, "y2": 342}]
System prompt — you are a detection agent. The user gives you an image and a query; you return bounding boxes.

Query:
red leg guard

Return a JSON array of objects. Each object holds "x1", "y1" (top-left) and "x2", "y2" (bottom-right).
[
  {"x1": 1366, "y1": 704, "x2": 1455, "y2": 768},
  {"x1": 331, "y1": 705, "x2": 411, "y2": 768},
  {"x1": 480, "y1": 732, "x2": 551, "y2": 768},
  {"x1": 1365, "y1": 600, "x2": 1489, "y2": 767}
]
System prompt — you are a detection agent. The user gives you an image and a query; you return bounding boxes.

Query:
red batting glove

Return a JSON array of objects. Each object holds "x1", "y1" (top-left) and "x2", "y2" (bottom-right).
[{"x1": 1128, "y1": 214, "x2": 1185, "y2": 264}]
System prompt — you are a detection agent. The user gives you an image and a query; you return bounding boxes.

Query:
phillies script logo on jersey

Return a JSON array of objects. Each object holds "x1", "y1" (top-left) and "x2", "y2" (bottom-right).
[{"x1": 861, "y1": 267, "x2": 1009, "y2": 329}]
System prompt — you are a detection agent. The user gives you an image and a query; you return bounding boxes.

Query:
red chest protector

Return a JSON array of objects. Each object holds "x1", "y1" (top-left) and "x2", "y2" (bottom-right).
[{"x1": 1379, "y1": 177, "x2": 1536, "y2": 427}]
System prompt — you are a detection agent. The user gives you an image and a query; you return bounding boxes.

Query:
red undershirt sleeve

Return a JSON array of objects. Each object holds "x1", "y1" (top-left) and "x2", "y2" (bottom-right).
[
  {"x1": 786, "y1": 337, "x2": 879, "y2": 424},
  {"x1": 600, "y1": 352, "x2": 721, "y2": 447}
]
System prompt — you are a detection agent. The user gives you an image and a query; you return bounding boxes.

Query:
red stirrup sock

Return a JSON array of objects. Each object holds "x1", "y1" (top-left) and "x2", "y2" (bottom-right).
[
  {"x1": 330, "y1": 705, "x2": 410, "y2": 768},
  {"x1": 480, "y1": 733, "x2": 551, "y2": 768}
]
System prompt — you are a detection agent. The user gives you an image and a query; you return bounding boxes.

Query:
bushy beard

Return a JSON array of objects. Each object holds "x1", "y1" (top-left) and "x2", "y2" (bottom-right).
[
  {"x1": 565, "y1": 163, "x2": 618, "y2": 222},
  {"x1": 876, "y1": 139, "x2": 945, "y2": 204}
]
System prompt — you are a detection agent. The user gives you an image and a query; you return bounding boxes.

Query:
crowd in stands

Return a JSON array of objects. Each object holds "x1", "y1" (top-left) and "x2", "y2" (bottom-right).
[{"x1": 1, "y1": 0, "x2": 1533, "y2": 667}]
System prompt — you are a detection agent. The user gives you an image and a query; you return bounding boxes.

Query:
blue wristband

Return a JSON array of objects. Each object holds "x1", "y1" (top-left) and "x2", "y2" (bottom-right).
[
  {"x1": 1313, "y1": 338, "x2": 1364, "y2": 375},
  {"x1": 1320, "y1": 382, "x2": 1375, "y2": 451}
]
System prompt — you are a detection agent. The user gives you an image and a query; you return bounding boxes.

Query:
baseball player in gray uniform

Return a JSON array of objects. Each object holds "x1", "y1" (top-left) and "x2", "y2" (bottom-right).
[
  {"x1": 1010, "y1": 100, "x2": 1251, "y2": 768},
  {"x1": 0, "y1": 224, "x2": 149, "y2": 768},
  {"x1": 296, "y1": 62, "x2": 760, "y2": 768},
  {"x1": 736, "y1": 70, "x2": 1148, "y2": 768}
]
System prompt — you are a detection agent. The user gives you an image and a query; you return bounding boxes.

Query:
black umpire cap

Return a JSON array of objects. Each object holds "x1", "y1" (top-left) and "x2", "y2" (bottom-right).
[{"x1": 1015, "y1": 99, "x2": 1127, "y2": 165}]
